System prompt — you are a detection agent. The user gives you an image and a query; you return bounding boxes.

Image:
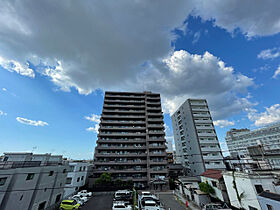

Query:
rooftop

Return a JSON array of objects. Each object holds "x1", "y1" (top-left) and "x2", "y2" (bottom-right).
[
  {"x1": 259, "y1": 191, "x2": 280, "y2": 202},
  {"x1": 201, "y1": 169, "x2": 223, "y2": 179}
]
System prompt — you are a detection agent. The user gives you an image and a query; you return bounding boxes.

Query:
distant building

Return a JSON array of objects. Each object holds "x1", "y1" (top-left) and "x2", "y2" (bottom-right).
[
  {"x1": 200, "y1": 169, "x2": 229, "y2": 204},
  {"x1": 0, "y1": 152, "x2": 70, "y2": 210},
  {"x1": 167, "y1": 152, "x2": 174, "y2": 164},
  {"x1": 166, "y1": 139, "x2": 173, "y2": 152},
  {"x1": 64, "y1": 161, "x2": 90, "y2": 198},
  {"x1": 223, "y1": 171, "x2": 280, "y2": 210},
  {"x1": 258, "y1": 191, "x2": 280, "y2": 210},
  {"x1": 93, "y1": 91, "x2": 168, "y2": 190},
  {"x1": 172, "y1": 99, "x2": 225, "y2": 176},
  {"x1": 226, "y1": 123, "x2": 280, "y2": 157},
  {"x1": 248, "y1": 144, "x2": 280, "y2": 170}
]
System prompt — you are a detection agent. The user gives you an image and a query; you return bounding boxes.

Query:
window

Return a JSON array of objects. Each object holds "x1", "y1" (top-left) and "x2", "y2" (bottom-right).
[
  {"x1": 38, "y1": 201, "x2": 46, "y2": 210},
  {"x1": 63, "y1": 169, "x2": 66, "y2": 173},
  {"x1": 3, "y1": 157, "x2": 8, "y2": 161},
  {"x1": 66, "y1": 177, "x2": 72, "y2": 184},
  {"x1": 26, "y1": 173, "x2": 35, "y2": 180},
  {"x1": 55, "y1": 194, "x2": 61, "y2": 203},
  {"x1": 81, "y1": 176, "x2": 84, "y2": 181},
  {"x1": 266, "y1": 204, "x2": 274, "y2": 210},
  {"x1": 248, "y1": 206, "x2": 258, "y2": 210},
  {"x1": 0, "y1": 177, "x2": 7, "y2": 186},
  {"x1": 77, "y1": 177, "x2": 80, "y2": 182},
  {"x1": 255, "y1": 185, "x2": 264, "y2": 194},
  {"x1": 19, "y1": 195, "x2": 23, "y2": 201},
  {"x1": 211, "y1": 181, "x2": 217, "y2": 187},
  {"x1": 49, "y1": 171, "x2": 54, "y2": 176},
  {"x1": 79, "y1": 167, "x2": 82, "y2": 171}
]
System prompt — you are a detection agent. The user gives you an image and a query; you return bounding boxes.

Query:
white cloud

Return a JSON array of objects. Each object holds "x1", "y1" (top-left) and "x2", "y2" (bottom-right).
[
  {"x1": 85, "y1": 114, "x2": 100, "y2": 123},
  {"x1": 0, "y1": 56, "x2": 34, "y2": 78},
  {"x1": 248, "y1": 104, "x2": 280, "y2": 126},
  {"x1": 258, "y1": 48, "x2": 280, "y2": 60},
  {"x1": 273, "y1": 66, "x2": 280, "y2": 79},
  {"x1": 0, "y1": 110, "x2": 7, "y2": 116},
  {"x1": 192, "y1": 31, "x2": 201, "y2": 44},
  {"x1": 213, "y1": 120, "x2": 235, "y2": 128},
  {"x1": 86, "y1": 124, "x2": 99, "y2": 134},
  {"x1": 0, "y1": 0, "x2": 272, "y2": 120},
  {"x1": 16, "y1": 117, "x2": 48, "y2": 126},
  {"x1": 2, "y1": 88, "x2": 7, "y2": 91},
  {"x1": 193, "y1": 0, "x2": 280, "y2": 37}
]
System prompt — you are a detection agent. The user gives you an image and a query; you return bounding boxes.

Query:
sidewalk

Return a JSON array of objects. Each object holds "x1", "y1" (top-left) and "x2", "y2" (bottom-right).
[{"x1": 174, "y1": 191, "x2": 201, "y2": 210}]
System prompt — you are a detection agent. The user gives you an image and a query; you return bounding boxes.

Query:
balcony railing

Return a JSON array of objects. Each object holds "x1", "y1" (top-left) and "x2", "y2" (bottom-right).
[{"x1": 0, "y1": 161, "x2": 62, "y2": 169}]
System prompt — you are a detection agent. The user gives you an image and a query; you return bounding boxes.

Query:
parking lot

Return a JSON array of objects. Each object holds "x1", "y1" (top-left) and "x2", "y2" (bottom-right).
[{"x1": 80, "y1": 194, "x2": 114, "y2": 210}]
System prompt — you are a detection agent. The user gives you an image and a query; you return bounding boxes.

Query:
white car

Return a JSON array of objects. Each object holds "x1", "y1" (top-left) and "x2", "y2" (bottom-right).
[
  {"x1": 78, "y1": 190, "x2": 93, "y2": 197},
  {"x1": 112, "y1": 201, "x2": 132, "y2": 210},
  {"x1": 71, "y1": 196, "x2": 85, "y2": 206},
  {"x1": 72, "y1": 194, "x2": 89, "y2": 203}
]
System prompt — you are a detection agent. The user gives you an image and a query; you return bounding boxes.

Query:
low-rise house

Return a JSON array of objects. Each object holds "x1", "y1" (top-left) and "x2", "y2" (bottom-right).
[
  {"x1": 258, "y1": 191, "x2": 280, "y2": 210},
  {"x1": 223, "y1": 171, "x2": 280, "y2": 210},
  {"x1": 63, "y1": 161, "x2": 91, "y2": 198},
  {"x1": 193, "y1": 189, "x2": 211, "y2": 208},
  {"x1": 0, "y1": 152, "x2": 70, "y2": 210},
  {"x1": 200, "y1": 169, "x2": 229, "y2": 204}
]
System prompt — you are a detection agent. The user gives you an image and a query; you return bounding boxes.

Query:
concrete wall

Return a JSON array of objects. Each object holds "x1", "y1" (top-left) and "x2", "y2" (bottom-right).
[{"x1": 258, "y1": 196, "x2": 280, "y2": 210}]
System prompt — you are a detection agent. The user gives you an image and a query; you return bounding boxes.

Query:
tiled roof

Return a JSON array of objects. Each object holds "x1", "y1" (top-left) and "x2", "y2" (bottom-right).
[{"x1": 201, "y1": 169, "x2": 223, "y2": 179}]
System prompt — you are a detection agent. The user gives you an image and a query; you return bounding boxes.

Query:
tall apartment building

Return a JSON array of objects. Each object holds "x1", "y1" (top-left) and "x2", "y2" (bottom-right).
[
  {"x1": 172, "y1": 99, "x2": 225, "y2": 176},
  {"x1": 226, "y1": 123, "x2": 280, "y2": 157},
  {"x1": 0, "y1": 153, "x2": 70, "y2": 210},
  {"x1": 93, "y1": 91, "x2": 168, "y2": 189}
]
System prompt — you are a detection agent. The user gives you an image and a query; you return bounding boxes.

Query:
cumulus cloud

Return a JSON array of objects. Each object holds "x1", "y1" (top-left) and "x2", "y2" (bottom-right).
[
  {"x1": 86, "y1": 124, "x2": 100, "y2": 134},
  {"x1": 248, "y1": 104, "x2": 280, "y2": 126},
  {"x1": 16, "y1": 117, "x2": 48, "y2": 126},
  {"x1": 2, "y1": 88, "x2": 7, "y2": 91},
  {"x1": 85, "y1": 114, "x2": 100, "y2": 123},
  {"x1": 0, "y1": 110, "x2": 7, "y2": 116},
  {"x1": 0, "y1": 0, "x2": 275, "y2": 120},
  {"x1": 213, "y1": 120, "x2": 235, "y2": 128},
  {"x1": 273, "y1": 66, "x2": 280, "y2": 79},
  {"x1": 0, "y1": 56, "x2": 34, "y2": 78},
  {"x1": 192, "y1": 0, "x2": 280, "y2": 37},
  {"x1": 258, "y1": 48, "x2": 280, "y2": 60},
  {"x1": 85, "y1": 114, "x2": 100, "y2": 134}
]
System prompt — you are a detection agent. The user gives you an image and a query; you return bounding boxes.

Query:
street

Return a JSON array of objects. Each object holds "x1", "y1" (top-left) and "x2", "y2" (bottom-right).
[
  {"x1": 158, "y1": 192, "x2": 187, "y2": 210},
  {"x1": 81, "y1": 194, "x2": 114, "y2": 210}
]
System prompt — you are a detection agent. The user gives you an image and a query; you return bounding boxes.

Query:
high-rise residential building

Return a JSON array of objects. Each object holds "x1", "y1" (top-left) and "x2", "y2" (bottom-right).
[
  {"x1": 226, "y1": 123, "x2": 280, "y2": 157},
  {"x1": 93, "y1": 91, "x2": 168, "y2": 189},
  {"x1": 172, "y1": 99, "x2": 225, "y2": 176}
]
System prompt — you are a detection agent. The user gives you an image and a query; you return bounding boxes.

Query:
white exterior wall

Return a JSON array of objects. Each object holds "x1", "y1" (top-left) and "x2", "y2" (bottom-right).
[
  {"x1": 226, "y1": 123, "x2": 280, "y2": 156},
  {"x1": 0, "y1": 153, "x2": 69, "y2": 210},
  {"x1": 201, "y1": 176, "x2": 226, "y2": 202},
  {"x1": 64, "y1": 162, "x2": 89, "y2": 198},
  {"x1": 223, "y1": 172, "x2": 280, "y2": 210},
  {"x1": 172, "y1": 99, "x2": 225, "y2": 176},
  {"x1": 258, "y1": 196, "x2": 280, "y2": 210}
]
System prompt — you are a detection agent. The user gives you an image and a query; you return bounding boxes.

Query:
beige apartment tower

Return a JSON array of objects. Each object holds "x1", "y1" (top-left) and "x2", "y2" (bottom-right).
[{"x1": 93, "y1": 91, "x2": 168, "y2": 189}]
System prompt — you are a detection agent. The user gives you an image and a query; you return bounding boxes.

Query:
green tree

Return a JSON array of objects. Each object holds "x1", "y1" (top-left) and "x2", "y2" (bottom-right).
[
  {"x1": 114, "y1": 178, "x2": 123, "y2": 187},
  {"x1": 199, "y1": 182, "x2": 215, "y2": 194},
  {"x1": 94, "y1": 173, "x2": 112, "y2": 186},
  {"x1": 126, "y1": 179, "x2": 134, "y2": 190}
]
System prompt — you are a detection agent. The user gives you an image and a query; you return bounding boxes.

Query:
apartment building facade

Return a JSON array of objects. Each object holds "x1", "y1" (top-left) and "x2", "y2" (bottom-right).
[
  {"x1": 226, "y1": 123, "x2": 280, "y2": 157},
  {"x1": 172, "y1": 99, "x2": 225, "y2": 176},
  {"x1": 64, "y1": 161, "x2": 90, "y2": 198},
  {"x1": 0, "y1": 153, "x2": 70, "y2": 210},
  {"x1": 93, "y1": 91, "x2": 168, "y2": 189}
]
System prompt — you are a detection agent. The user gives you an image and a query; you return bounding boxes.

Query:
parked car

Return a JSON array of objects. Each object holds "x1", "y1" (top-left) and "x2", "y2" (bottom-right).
[
  {"x1": 202, "y1": 203, "x2": 231, "y2": 210},
  {"x1": 59, "y1": 199, "x2": 80, "y2": 210},
  {"x1": 71, "y1": 196, "x2": 85, "y2": 206},
  {"x1": 112, "y1": 201, "x2": 132, "y2": 210},
  {"x1": 78, "y1": 190, "x2": 93, "y2": 197},
  {"x1": 72, "y1": 194, "x2": 89, "y2": 203},
  {"x1": 114, "y1": 190, "x2": 133, "y2": 204}
]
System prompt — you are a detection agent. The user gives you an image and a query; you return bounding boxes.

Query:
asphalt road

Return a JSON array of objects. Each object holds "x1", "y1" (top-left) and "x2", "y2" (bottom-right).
[
  {"x1": 81, "y1": 194, "x2": 113, "y2": 210},
  {"x1": 158, "y1": 193, "x2": 187, "y2": 210}
]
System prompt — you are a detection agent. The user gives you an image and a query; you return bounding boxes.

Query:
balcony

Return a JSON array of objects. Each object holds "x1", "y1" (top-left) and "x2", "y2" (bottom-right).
[
  {"x1": 194, "y1": 119, "x2": 212, "y2": 124},
  {"x1": 97, "y1": 139, "x2": 146, "y2": 143},
  {"x1": 147, "y1": 124, "x2": 164, "y2": 128},
  {"x1": 103, "y1": 109, "x2": 145, "y2": 113},
  {"x1": 99, "y1": 132, "x2": 146, "y2": 137},
  {"x1": 100, "y1": 126, "x2": 146, "y2": 130},
  {"x1": 101, "y1": 120, "x2": 145, "y2": 124},
  {"x1": 191, "y1": 107, "x2": 209, "y2": 112},
  {"x1": 113, "y1": 177, "x2": 147, "y2": 182},
  {"x1": 148, "y1": 145, "x2": 166, "y2": 149},
  {"x1": 102, "y1": 114, "x2": 145, "y2": 119},
  {"x1": 147, "y1": 138, "x2": 166, "y2": 142},
  {"x1": 105, "y1": 94, "x2": 145, "y2": 99},
  {"x1": 193, "y1": 113, "x2": 210, "y2": 117},
  {"x1": 95, "y1": 153, "x2": 147, "y2": 158},
  {"x1": 149, "y1": 160, "x2": 168, "y2": 165},
  {"x1": 104, "y1": 99, "x2": 145, "y2": 104},
  {"x1": 103, "y1": 104, "x2": 146, "y2": 108},
  {"x1": 199, "y1": 140, "x2": 218, "y2": 144},
  {"x1": 94, "y1": 160, "x2": 147, "y2": 165},
  {"x1": 150, "y1": 169, "x2": 168, "y2": 173},
  {"x1": 205, "y1": 163, "x2": 225, "y2": 170},
  {"x1": 97, "y1": 146, "x2": 147, "y2": 150},
  {"x1": 95, "y1": 168, "x2": 147, "y2": 174},
  {"x1": 197, "y1": 132, "x2": 217, "y2": 137},
  {"x1": 201, "y1": 147, "x2": 221, "y2": 152},
  {"x1": 148, "y1": 131, "x2": 165, "y2": 135},
  {"x1": 190, "y1": 101, "x2": 207, "y2": 106},
  {"x1": 203, "y1": 155, "x2": 224, "y2": 160},
  {"x1": 196, "y1": 126, "x2": 214, "y2": 130},
  {"x1": 146, "y1": 101, "x2": 161, "y2": 105},
  {"x1": 147, "y1": 118, "x2": 163, "y2": 122},
  {"x1": 147, "y1": 112, "x2": 162, "y2": 117},
  {"x1": 149, "y1": 152, "x2": 167, "y2": 157}
]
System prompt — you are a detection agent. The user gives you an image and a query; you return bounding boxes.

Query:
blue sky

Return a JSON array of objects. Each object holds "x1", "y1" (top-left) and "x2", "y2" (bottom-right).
[{"x1": 0, "y1": 1, "x2": 280, "y2": 159}]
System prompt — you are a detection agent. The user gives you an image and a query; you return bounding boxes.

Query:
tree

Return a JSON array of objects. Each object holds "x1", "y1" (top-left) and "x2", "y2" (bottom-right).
[
  {"x1": 94, "y1": 173, "x2": 112, "y2": 186},
  {"x1": 126, "y1": 179, "x2": 134, "y2": 190},
  {"x1": 199, "y1": 182, "x2": 215, "y2": 194},
  {"x1": 114, "y1": 178, "x2": 123, "y2": 187}
]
